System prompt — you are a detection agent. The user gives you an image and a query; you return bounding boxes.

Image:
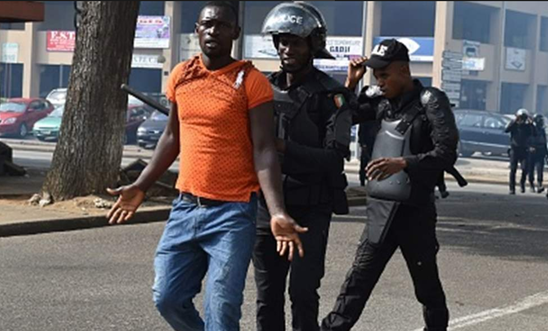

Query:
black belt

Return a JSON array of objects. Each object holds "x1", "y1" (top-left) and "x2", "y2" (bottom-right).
[{"x1": 181, "y1": 192, "x2": 226, "y2": 207}]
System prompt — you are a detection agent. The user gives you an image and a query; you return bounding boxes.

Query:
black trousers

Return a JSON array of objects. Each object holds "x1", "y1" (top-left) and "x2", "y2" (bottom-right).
[
  {"x1": 509, "y1": 147, "x2": 529, "y2": 191},
  {"x1": 321, "y1": 203, "x2": 449, "y2": 331},
  {"x1": 528, "y1": 151, "x2": 546, "y2": 187},
  {"x1": 253, "y1": 200, "x2": 333, "y2": 331}
]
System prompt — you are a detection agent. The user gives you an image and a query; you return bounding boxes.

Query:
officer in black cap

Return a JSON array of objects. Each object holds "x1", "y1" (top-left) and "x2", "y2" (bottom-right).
[
  {"x1": 252, "y1": 2, "x2": 354, "y2": 331},
  {"x1": 321, "y1": 38, "x2": 458, "y2": 331}
]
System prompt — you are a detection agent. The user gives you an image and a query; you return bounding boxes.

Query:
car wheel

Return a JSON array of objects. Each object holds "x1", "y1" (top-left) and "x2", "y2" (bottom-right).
[
  {"x1": 18, "y1": 123, "x2": 28, "y2": 138},
  {"x1": 36, "y1": 136, "x2": 46, "y2": 142},
  {"x1": 458, "y1": 142, "x2": 473, "y2": 157}
]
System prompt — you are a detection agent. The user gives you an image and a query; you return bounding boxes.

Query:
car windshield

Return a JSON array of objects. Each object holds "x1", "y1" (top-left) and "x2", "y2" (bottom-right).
[
  {"x1": 50, "y1": 106, "x2": 64, "y2": 117},
  {"x1": 128, "y1": 95, "x2": 145, "y2": 106},
  {"x1": 151, "y1": 110, "x2": 168, "y2": 121},
  {"x1": 0, "y1": 102, "x2": 26, "y2": 113}
]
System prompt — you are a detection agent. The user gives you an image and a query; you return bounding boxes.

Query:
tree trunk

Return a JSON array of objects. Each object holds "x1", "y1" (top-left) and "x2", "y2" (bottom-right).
[{"x1": 43, "y1": 1, "x2": 140, "y2": 201}]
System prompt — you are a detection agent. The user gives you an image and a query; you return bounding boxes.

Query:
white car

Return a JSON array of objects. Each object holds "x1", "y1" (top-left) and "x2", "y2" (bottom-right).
[{"x1": 45, "y1": 87, "x2": 145, "y2": 109}]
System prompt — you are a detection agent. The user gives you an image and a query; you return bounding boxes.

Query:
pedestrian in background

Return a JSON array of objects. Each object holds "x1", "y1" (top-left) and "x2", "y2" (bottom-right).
[{"x1": 505, "y1": 108, "x2": 535, "y2": 194}]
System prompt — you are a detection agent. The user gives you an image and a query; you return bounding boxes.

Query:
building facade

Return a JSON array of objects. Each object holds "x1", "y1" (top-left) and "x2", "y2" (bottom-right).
[{"x1": 1, "y1": 1, "x2": 547, "y2": 115}]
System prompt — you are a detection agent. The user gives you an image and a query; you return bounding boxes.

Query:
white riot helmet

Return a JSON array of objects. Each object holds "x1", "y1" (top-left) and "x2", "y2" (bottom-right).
[{"x1": 516, "y1": 108, "x2": 530, "y2": 119}]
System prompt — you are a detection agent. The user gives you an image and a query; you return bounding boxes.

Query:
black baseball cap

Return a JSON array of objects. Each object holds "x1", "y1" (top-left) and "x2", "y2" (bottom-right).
[{"x1": 364, "y1": 39, "x2": 410, "y2": 69}]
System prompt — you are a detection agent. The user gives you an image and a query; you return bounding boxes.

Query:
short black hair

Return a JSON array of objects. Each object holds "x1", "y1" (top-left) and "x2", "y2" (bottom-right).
[{"x1": 203, "y1": 1, "x2": 239, "y2": 25}]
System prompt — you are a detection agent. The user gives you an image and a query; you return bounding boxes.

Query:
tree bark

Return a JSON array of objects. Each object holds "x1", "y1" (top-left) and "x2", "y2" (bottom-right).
[{"x1": 43, "y1": 1, "x2": 140, "y2": 201}]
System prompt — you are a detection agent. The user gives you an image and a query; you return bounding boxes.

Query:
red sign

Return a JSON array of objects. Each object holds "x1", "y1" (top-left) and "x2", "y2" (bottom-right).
[{"x1": 46, "y1": 31, "x2": 76, "y2": 52}]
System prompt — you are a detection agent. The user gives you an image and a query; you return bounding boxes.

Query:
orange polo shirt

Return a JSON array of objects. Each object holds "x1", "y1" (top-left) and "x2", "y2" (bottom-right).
[{"x1": 166, "y1": 55, "x2": 273, "y2": 202}]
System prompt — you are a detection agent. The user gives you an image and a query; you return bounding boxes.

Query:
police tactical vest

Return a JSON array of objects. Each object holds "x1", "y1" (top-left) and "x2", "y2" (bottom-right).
[
  {"x1": 366, "y1": 101, "x2": 422, "y2": 202},
  {"x1": 270, "y1": 70, "x2": 350, "y2": 209}
]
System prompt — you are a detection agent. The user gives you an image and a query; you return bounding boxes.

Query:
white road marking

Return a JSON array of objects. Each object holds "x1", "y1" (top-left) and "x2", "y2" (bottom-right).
[{"x1": 412, "y1": 290, "x2": 548, "y2": 331}]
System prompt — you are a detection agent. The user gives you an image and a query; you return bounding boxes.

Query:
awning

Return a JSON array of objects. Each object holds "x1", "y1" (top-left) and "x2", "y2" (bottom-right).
[{"x1": 0, "y1": 1, "x2": 44, "y2": 23}]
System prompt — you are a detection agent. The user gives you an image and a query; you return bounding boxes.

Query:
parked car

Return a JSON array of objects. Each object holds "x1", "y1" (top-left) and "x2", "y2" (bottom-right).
[
  {"x1": 46, "y1": 87, "x2": 147, "y2": 109},
  {"x1": 125, "y1": 104, "x2": 151, "y2": 143},
  {"x1": 45, "y1": 88, "x2": 67, "y2": 109},
  {"x1": 137, "y1": 110, "x2": 168, "y2": 149},
  {"x1": 454, "y1": 109, "x2": 511, "y2": 157},
  {"x1": 0, "y1": 98, "x2": 54, "y2": 137},
  {"x1": 33, "y1": 104, "x2": 151, "y2": 143},
  {"x1": 33, "y1": 105, "x2": 64, "y2": 141}
]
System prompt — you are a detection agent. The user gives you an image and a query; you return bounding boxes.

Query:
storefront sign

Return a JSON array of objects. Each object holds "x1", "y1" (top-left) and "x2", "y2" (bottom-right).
[
  {"x1": 313, "y1": 37, "x2": 363, "y2": 72},
  {"x1": 131, "y1": 54, "x2": 164, "y2": 69},
  {"x1": 313, "y1": 59, "x2": 353, "y2": 72},
  {"x1": 244, "y1": 35, "x2": 363, "y2": 72},
  {"x1": 325, "y1": 37, "x2": 363, "y2": 59},
  {"x1": 243, "y1": 35, "x2": 278, "y2": 59},
  {"x1": 441, "y1": 51, "x2": 463, "y2": 108},
  {"x1": 462, "y1": 40, "x2": 484, "y2": 71},
  {"x1": 373, "y1": 37, "x2": 434, "y2": 62},
  {"x1": 47, "y1": 31, "x2": 76, "y2": 52},
  {"x1": 244, "y1": 35, "x2": 363, "y2": 61},
  {"x1": 134, "y1": 16, "x2": 171, "y2": 49},
  {"x1": 1, "y1": 43, "x2": 19, "y2": 63},
  {"x1": 462, "y1": 57, "x2": 485, "y2": 71},
  {"x1": 506, "y1": 47, "x2": 526, "y2": 71}
]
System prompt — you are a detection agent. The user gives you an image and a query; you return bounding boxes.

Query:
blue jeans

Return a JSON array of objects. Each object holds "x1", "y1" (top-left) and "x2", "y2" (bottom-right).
[{"x1": 153, "y1": 193, "x2": 258, "y2": 331}]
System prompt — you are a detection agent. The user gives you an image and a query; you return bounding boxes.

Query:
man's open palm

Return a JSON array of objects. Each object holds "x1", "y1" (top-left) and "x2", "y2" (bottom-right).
[{"x1": 106, "y1": 185, "x2": 145, "y2": 224}]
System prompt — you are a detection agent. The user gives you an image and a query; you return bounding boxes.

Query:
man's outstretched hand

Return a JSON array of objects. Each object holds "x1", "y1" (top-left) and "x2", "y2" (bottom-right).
[
  {"x1": 106, "y1": 185, "x2": 146, "y2": 225},
  {"x1": 270, "y1": 213, "x2": 308, "y2": 261}
]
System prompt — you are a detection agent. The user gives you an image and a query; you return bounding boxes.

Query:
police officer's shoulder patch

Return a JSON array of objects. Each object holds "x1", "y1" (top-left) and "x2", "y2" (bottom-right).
[{"x1": 333, "y1": 94, "x2": 346, "y2": 108}]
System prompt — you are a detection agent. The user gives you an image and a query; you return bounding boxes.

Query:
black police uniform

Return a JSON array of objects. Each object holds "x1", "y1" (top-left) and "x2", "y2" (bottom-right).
[
  {"x1": 528, "y1": 120, "x2": 547, "y2": 191},
  {"x1": 253, "y1": 67, "x2": 353, "y2": 331},
  {"x1": 505, "y1": 118, "x2": 535, "y2": 193},
  {"x1": 321, "y1": 80, "x2": 459, "y2": 331}
]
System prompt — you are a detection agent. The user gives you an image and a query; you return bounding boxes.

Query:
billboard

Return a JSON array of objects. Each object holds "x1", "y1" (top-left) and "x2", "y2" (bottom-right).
[
  {"x1": 134, "y1": 16, "x2": 171, "y2": 49},
  {"x1": 373, "y1": 37, "x2": 434, "y2": 62},
  {"x1": 47, "y1": 31, "x2": 76, "y2": 52}
]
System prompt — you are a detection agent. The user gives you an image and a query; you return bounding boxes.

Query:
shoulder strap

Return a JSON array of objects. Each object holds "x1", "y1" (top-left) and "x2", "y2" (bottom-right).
[{"x1": 395, "y1": 100, "x2": 423, "y2": 135}]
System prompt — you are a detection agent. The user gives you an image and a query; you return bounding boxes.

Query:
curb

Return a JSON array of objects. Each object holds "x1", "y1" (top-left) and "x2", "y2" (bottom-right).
[
  {"x1": 0, "y1": 207, "x2": 171, "y2": 238},
  {"x1": 0, "y1": 198, "x2": 370, "y2": 237}
]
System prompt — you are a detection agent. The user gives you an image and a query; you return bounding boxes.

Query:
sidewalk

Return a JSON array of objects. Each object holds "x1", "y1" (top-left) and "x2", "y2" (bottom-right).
[{"x1": 0, "y1": 153, "x2": 520, "y2": 238}]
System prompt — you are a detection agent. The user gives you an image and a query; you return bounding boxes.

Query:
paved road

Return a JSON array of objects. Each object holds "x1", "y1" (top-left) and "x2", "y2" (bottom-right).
[
  {"x1": 2, "y1": 182, "x2": 548, "y2": 331},
  {"x1": 12, "y1": 149, "x2": 181, "y2": 173}
]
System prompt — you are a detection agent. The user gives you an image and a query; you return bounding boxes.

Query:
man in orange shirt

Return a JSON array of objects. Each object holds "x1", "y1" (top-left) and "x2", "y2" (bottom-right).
[{"x1": 106, "y1": 2, "x2": 305, "y2": 330}]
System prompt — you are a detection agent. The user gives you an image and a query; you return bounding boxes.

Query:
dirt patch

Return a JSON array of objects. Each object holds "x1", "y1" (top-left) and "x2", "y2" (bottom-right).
[{"x1": 0, "y1": 194, "x2": 173, "y2": 217}]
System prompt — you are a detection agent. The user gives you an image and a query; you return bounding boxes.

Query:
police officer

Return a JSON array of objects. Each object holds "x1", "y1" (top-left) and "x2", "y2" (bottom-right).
[
  {"x1": 505, "y1": 108, "x2": 535, "y2": 194},
  {"x1": 321, "y1": 39, "x2": 459, "y2": 331},
  {"x1": 253, "y1": 2, "x2": 353, "y2": 331},
  {"x1": 528, "y1": 114, "x2": 547, "y2": 193}
]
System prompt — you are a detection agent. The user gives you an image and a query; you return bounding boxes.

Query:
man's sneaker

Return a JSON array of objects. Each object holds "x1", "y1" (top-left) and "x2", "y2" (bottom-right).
[
  {"x1": 440, "y1": 191, "x2": 450, "y2": 199},
  {"x1": 509, "y1": 190, "x2": 516, "y2": 195},
  {"x1": 537, "y1": 186, "x2": 545, "y2": 194}
]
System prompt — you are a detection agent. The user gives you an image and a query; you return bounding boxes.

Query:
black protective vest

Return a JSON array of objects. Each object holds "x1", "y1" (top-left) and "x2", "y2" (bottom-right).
[{"x1": 270, "y1": 70, "x2": 350, "y2": 211}]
